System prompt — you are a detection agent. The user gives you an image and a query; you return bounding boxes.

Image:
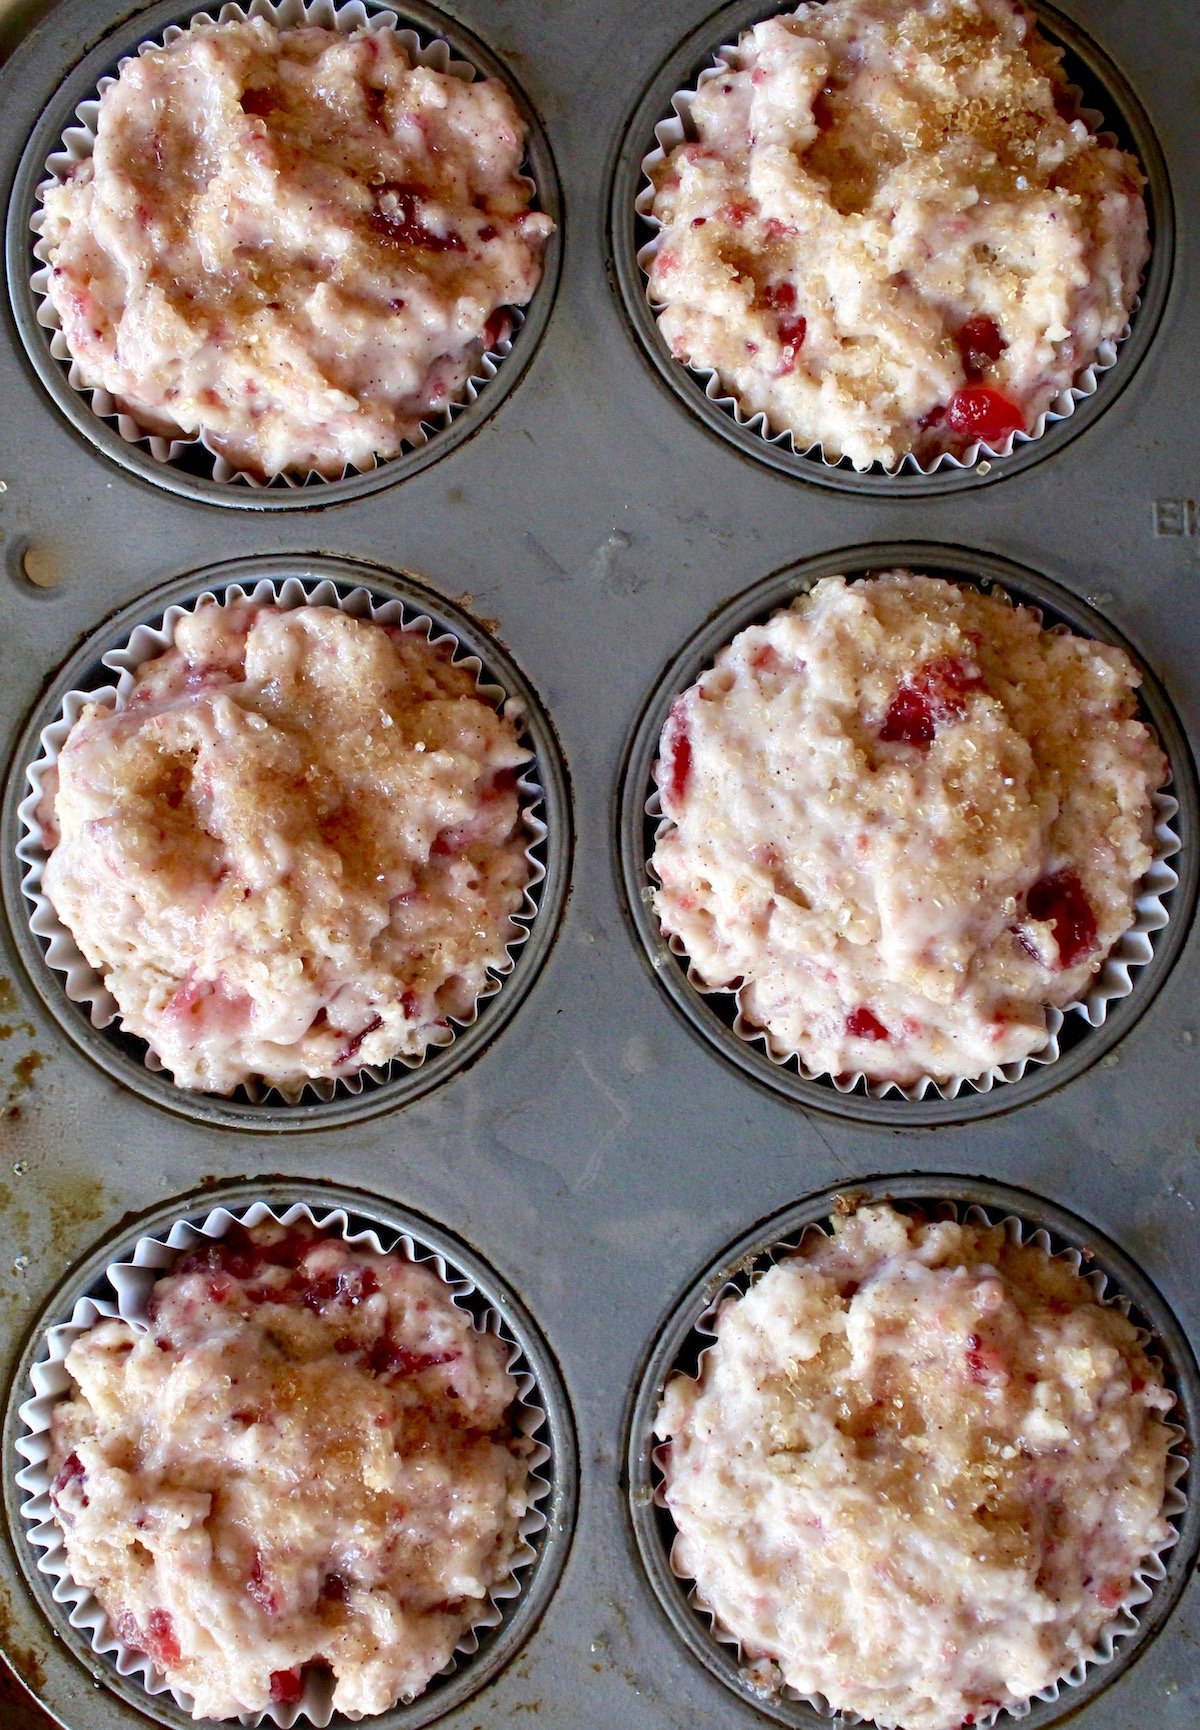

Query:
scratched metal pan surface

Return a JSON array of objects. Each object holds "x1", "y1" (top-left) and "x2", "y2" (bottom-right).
[{"x1": 0, "y1": 0, "x2": 1198, "y2": 1726}]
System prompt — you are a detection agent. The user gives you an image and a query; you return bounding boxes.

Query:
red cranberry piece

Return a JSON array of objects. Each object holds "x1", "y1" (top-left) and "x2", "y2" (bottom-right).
[
  {"x1": 916, "y1": 656, "x2": 986, "y2": 707},
  {"x1": 945, "y1": 385, "x2": 1024, "y2": 443},
  {"x1": 369, "y1": 183, "x2": 465, "y2": 252},
  {"x1": 119, "y1": 1608, "x2": 180, "y2": 1669},
  {"x1": 1025, "y1": 870, "x2": 1097, "y2": 968},
  {"x1": 321, "y1": 1571, "x2": 351, "y2": 1604},
  {"x1": 762, "y1": 281, "x2": 796, "y2": 313},
  {"x1": 846, "y1": 1007, "x2": 889, "y2": 1041},
  {"x1": 300, "y1": 1266, "x2": 379, "y2": 1313},
  {"x1": 270, "y1": 1669, "x2": 305, "y2": 1705},
  {"x1": 955, "y1": 314, "x2": 1005, "y2": 377},
  {"x1": 478, "y1": 223, "x2": 498, "y2": 243},
  {"x1": 917, "y1": 402, "x2": 946, "y2": 431},
  {"x1": 50, "y1": 1451, "x2": 87, "y2": 1507},
  {"x1": 145, "y1": 1610, "x2": 180, "y2": 1668},
  {"x1": 880, "y1": 684, "x2": 937, "y2": 746},
  {"x1": 368, "y1": 1338, "x2": 460, "y2": 1378},
  {"x1": 660, "y1": 697, "x2": 692, "y2": 814},
  {"x1": 880, "y1": 656, "x2": 985, "y2": 747},
  {"x1": 761, "y1": 281, "x2": 806, "y2": 373},
  {"x1": 482, "y1": 309, "x2": 512, "y2": 349},
  {"x1": 239, "y1": 87, "x2": 279, "y2": 117},
  {"x1": 333, "y1": 1012, "x2": 383, "y2": 1068}
]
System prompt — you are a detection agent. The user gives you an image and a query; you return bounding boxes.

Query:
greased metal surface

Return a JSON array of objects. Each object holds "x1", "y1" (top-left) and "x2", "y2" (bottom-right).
[{"x1": 0, "y1": 1, "x2": 1198, "y2": 1728}]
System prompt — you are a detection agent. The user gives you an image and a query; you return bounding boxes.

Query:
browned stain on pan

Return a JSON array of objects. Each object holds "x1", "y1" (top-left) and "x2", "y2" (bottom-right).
[
  {"x1": 0, "y1": 1583, "x2": 50, "y2": 1723},
  {"x1": 0, "y1": 976, "x2": 50, "y2": 1110}
]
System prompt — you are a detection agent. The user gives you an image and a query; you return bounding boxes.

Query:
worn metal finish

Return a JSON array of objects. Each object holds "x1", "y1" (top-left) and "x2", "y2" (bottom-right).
[{"x1": 1, "y1": 0, "x2": 1199, "y2": 1728}]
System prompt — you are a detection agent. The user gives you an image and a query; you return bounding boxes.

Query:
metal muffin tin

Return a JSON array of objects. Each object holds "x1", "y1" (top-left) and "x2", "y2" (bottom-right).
[{"x1": 1, "y1": 0, "x2": 1199, "y2": 1726}]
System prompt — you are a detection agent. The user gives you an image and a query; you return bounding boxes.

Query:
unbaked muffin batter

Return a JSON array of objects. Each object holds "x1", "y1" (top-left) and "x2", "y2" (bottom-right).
[
  {"x1": 658, "y1": 1202, "x2": 1174, "y2": 1730},
  {"x1": 40, "y1": 19, "x2": 553, "y2": 477},
  {"x1": 48, "y1": 1220, "x2": 532, "y2": 1719},
  {"x1": 646, "y1": 0, "x2": 1149, "y2": 469},
  {"x1": 41, "y1": 601, "x2": 532, "y2": 1094},
  {"x1": 651, "y1": 571, "x2": 1165, "y2": 1084}
]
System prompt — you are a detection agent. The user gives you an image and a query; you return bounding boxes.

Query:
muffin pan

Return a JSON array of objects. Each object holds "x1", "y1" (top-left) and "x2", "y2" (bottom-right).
[{"x1": 2, "y1": 0, "x2": 1200, "y2": 1727}]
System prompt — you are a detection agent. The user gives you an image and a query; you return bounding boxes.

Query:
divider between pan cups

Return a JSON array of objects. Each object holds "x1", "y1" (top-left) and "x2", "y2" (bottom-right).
[
  {"x1": 639, "y1": 577, "x2": 1182, "y2": 1104},
  {"x1": 15, "y1": 1198, "x2": 555, "y2": 1728},
  {"x1": 16, "y1": 574, "x2": 549, "y2": 1107},
  {"x1": 28, "y1": 0, "x2": 549, "y2": 491},
  {"x1": 646, "y1": 1197, "x2": 1191, "y2": 1726},
  {"x1": 632, "y1": 6, "x2": 1150, "y2": 481}
]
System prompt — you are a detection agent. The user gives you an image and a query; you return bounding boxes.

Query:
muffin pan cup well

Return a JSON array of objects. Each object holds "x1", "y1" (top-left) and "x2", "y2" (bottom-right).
[
  {"x1": 4, "y1": 0, "x2": 1200, "y2": 1725},
  {"x1": 5, "y1": 1179, "x2": 578, "y2": 1730},
  {"x1": 0, "y1": 555, "x2": 572, "y2": 1130},
  {"x1": 617, "y1": 542, "x2": 1198, "y2": 1127},
  {"x1": 626, "y1": 1171, "x2": 1200, "y2": 1730},
  {"x1": 608, "y1": 0, "x2": 1174, "y2": 496},
  {"x1": 6, "y1": 0, "x2": 563, "y2": 508}
]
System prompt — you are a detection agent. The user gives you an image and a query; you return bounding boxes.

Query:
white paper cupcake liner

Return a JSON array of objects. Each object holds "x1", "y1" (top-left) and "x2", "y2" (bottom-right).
[
  {"x1": 643, "y1": 589, "x2": 1182, "y2": 1102},
  {"x1": 29, "y1": 0, "x2": 544, "y2": 490},
  {"x1": 634, "y1": 27, "x2": 1139, "y2": 478},
  {"x1": 651, "y1": 1201, "x2": 1191, "y2": 1726},
  {"x1": 16, "y1": 576, "x2": 548, "y2": 1104},
  {"x1": 14, "y1": 1199, "x2": 554, "y2": 1727}
]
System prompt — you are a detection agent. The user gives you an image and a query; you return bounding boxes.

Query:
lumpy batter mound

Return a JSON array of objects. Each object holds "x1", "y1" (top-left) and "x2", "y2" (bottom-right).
[
  {"x1": 47, "y1": 1220, "x2": 533, "y2": 1718},
  {"x1": 651, "y1": 571, "x2": 1166, "y2": 1085},
  {"x1": 645, "y1": 0, "x2": 1149, "y2": 469},
  {"x1": 41, "y1": 601, "x2": 532, "y2": 1094},
  {"x1": 40, "y1": 19, "x2": 553, "y2": 478},
  {"x1": 657, "y1": 1202, "x2": 1174, "y2": 1730}
]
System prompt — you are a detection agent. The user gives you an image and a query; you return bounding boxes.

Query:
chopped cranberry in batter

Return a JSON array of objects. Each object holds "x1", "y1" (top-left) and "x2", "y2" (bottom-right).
[{"x1": 45, "y1": 1221, "x2": 532, "y2": 1719}]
